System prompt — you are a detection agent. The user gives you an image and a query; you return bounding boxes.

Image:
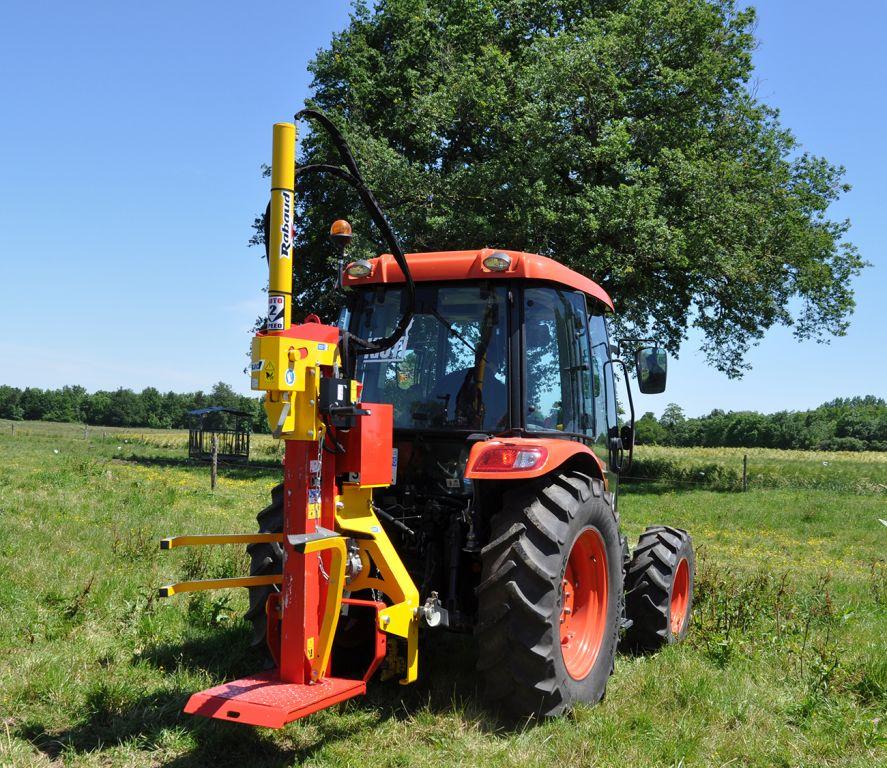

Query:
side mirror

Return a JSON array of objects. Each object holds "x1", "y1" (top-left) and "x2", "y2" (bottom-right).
[
  {"x1": 635, "y1": 346, "x2": 667, "y2": 394},
  {"x1": 620, "y1": 424, "x2": 634, "y2": 450}
]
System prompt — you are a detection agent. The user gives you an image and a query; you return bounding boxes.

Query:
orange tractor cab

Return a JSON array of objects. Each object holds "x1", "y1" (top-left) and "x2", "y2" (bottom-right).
[{"x1": 160, "y1": 111, "x2": 695, "y2": 725}]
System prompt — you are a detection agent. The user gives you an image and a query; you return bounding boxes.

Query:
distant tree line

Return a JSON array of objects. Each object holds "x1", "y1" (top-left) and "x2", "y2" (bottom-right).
[
  {"x1": 2, "y1": 384, "x2": 884, "y2": 450},
  {"x1": 634, "y1": 396, "x2": 887, "y2": 451},
  {"x1": 0, "y1": 383, "x2": 269, "y2": 433}
]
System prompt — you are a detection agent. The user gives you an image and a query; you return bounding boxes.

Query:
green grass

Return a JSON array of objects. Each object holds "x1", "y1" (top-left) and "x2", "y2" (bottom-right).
[
  {"x1": 629, "y1": 444, "x2": 887, "y2": 494},
  {"x1": 0, "y1": 421, "x2": 884, "y2": 767}
]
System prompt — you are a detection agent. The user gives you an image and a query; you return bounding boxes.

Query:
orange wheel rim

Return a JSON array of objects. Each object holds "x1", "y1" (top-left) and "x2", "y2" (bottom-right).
[
  {"x1": 559, "y1": 527, "x2": 608, "y2": 680},
  {"x1": 670, "y1": 557, "x2": 690, "y2": 636}
]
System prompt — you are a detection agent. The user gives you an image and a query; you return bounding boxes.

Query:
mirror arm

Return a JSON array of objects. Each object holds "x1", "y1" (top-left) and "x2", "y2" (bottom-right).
[{"x1": 611, "y1": 358, "x2": 635, "y2": 474}]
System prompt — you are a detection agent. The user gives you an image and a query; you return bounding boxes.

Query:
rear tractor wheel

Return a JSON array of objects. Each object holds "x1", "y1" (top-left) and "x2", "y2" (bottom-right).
[
  {"x1": 475, "y1": 471, "x2": 623, "y2": 719},
  {"x1": 624, "y1": 526, "x2": 695, "y2": 651},
  {"x1": 244, "y1": 483, "x2": 284, "y2": 647}
]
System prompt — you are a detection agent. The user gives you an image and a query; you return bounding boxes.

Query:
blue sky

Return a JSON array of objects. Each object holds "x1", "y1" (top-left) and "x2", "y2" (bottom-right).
[{"x1": 0, "y1": 1, "x2": 883, "y2": 417}]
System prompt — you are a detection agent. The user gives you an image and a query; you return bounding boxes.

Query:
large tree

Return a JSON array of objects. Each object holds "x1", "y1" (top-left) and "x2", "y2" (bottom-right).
[{"x1": 258, "y1": 0, "x2": 864, "y2": 376}]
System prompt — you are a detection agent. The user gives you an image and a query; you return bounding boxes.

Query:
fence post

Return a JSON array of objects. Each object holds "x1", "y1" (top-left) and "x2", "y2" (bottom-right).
[
  {"x1": 742, "y1": 454, "x2": 748, "y2": 492},
  {"x1": 11, "y1": 424, "x2": 15, "y2": 437},
  {"x1": 211, "y1": 435, "x2": 218, "y2": 491}
]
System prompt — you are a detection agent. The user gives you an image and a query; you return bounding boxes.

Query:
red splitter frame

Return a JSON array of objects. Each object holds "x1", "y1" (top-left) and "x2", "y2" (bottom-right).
[
  {"x1": 184, "y1": 671, "x2": 365, "y2": 728},
  {"x1": 184, "y1": 441, "x2": 364, "y2": 727}
]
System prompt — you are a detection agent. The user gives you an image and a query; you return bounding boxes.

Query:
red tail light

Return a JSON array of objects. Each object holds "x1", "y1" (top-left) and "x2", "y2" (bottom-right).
[{"x1": 472, "y1": 445, "x2": 548, "y2": 472}]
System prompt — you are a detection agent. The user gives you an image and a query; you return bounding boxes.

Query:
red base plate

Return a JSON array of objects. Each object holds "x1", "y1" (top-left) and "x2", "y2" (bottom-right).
[{"x1": 184, "y1": 671, "x2": 366, "y2": 728}]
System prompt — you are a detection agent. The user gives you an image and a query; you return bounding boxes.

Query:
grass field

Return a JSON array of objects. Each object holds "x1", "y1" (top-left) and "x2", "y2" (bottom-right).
[{"x1": 0, "y1": 421, "x2": 884, "y2": 767}]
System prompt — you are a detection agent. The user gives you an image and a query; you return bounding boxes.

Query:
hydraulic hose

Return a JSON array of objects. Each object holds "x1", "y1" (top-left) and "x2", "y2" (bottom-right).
[{"x1": 293, "y1": 109, "x2": 416, "y2": 358}]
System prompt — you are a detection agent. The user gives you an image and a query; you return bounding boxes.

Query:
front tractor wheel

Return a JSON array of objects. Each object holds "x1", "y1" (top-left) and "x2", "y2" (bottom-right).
[
  {"x1": 624, "y1": 526, "x2": 695, "y2": 651},
  {"x1": 476, "y1": 472, "x2": 623, "y2": 719}
]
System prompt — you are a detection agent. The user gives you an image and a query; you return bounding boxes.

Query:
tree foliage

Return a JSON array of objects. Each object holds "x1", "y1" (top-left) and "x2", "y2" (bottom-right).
[
  {"x1": 0, "y1": 383, "x2": 269, "y2": 433},
  {"x1": 262, "y1": 0, "x2": 864, "y2": 376},
  {"x1": 634, "y1": 396, "x2": 887, "y2": 451}
]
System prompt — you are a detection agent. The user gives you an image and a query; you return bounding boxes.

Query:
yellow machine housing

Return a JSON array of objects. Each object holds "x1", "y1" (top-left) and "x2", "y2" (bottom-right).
[{"x1": 250, "y1": 334, "x2": 338, "y2": 438}]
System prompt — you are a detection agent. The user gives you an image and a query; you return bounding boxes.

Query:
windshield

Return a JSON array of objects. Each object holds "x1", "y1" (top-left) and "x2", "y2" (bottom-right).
[{"x1": 350, "y1": 284, "x2": 509, "y2": 432}]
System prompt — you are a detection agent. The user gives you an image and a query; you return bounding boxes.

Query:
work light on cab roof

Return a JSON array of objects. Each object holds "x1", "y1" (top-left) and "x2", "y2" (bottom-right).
[
  {"x1": 482, "y1": 251, "x2": 512, "y2": 271},
  {"x1": 345, "y1": 259, "x2": 373, "y2": 278}
]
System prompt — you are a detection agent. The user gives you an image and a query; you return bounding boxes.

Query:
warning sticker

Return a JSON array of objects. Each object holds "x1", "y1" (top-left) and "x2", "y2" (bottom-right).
[
  {"x1": 267, "y1": 296, "x2": 285, "y2": 331},
  {"x1": 307, "y1": 488, "x2": 321, "y2": 520}
]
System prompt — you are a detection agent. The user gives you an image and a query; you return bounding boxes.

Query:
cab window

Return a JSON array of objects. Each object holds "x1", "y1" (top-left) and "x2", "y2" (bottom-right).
[
  {"x1": 588, "y1": 310, "x2": 616, "y2": 443},
  {"x1": 523, "y1": 287, "x2": 591, "y2": 434},
  {"x1": 351, "y1": 284, "x2": 509, "y2": 432}
]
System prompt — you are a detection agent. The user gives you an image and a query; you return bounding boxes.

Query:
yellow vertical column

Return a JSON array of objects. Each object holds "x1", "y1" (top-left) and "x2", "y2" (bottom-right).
[{"x1": 267, "y1": 122, "x2": 296, "y2": 332}]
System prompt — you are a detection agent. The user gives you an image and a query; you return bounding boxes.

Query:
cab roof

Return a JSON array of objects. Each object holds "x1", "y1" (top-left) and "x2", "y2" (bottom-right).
[{"x1": 341, "y1": 248, "x2": 614, "y2": 311}]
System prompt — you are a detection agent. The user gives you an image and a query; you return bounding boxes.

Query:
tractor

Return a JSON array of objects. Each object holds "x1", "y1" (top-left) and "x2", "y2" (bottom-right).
[{"x1": 159, "y1": 112, "x2": 695, "y2": 726}]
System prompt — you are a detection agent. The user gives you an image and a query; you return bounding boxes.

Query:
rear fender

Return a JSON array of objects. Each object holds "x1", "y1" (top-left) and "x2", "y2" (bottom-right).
[{"x1": 465, "y1": 438, "x2": 607, "y2": 488}]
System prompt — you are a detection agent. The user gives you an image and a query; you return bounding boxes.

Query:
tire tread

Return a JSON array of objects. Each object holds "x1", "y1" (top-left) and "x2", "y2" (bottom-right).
[{"x1": 475, "y1": 471, "x2": 622, "y2": 718}]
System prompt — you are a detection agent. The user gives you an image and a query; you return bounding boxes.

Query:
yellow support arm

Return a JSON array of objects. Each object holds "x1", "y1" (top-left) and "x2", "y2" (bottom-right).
[
  {"x1": 290, "y1": 530, "x2": 348, "y2": 681},
  {"x1": 335, "y1": 485, "x2": 420, "y2": 685},
  {"x1": 160, "y1": 533, "x2": 283, "y2": 549},
  {"x1": 158, "y1": 574, "x2": 281, "y2": 598}
]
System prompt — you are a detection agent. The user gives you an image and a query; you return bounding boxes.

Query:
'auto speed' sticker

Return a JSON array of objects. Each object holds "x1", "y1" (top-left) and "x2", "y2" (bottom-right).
[{"x1": 267, "y1": 296, "x2": 285, "y2": 330}]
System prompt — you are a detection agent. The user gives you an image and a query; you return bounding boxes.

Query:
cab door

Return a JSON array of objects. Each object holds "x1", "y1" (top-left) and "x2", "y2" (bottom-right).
[
  {"x1": 522, "y1": 286, "x2": 593, "y2": 436},
  {"x1": 584, "y1": 303, "x2": 620, "y2": 489}
]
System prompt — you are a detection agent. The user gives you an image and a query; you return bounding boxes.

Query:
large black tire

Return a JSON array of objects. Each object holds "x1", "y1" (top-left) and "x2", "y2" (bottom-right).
[
  {"x1": 624, "y1": 525, "x2": 695, "y2": 652},
  {"x1": 475, "y1": 471, "x2": 624, "y2": 718},
  {"x1": 244, "y1": 483, "x2": 284, "y2": 647}
]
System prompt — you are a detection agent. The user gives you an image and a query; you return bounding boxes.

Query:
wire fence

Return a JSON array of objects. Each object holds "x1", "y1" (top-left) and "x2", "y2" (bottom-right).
[
  {"x1": 622, "y1": 452, "x2": 886, "y2": 495},
  {"x1": 3, "y1": 421, "x2": 885, "y2": 495}
]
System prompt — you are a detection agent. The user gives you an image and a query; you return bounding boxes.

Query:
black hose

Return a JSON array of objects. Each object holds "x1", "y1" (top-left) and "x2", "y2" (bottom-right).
[{"x1": 293, "y1": 110, "x2": 416, "y2": 360}]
